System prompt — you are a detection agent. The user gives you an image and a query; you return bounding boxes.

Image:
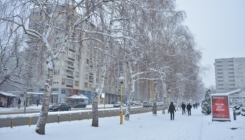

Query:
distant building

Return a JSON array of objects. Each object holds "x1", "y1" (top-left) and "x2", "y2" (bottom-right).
[{"x1": 214, "y1": 57, "x2": 245, "y2": 93}]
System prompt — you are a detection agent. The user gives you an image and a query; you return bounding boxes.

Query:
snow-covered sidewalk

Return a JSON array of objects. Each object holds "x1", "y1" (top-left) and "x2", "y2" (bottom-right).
[{"x1": 0, "y1": 107, "x2": 244, "y2": 140}]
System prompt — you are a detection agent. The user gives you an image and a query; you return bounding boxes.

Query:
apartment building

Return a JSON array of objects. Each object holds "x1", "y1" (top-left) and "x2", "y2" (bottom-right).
[
  {"x1": 214, "y1": 57, "x2": 245, "y2": 93},
  {"x1": 28, "y1": 6, "x2": 123, "y2": 104}
]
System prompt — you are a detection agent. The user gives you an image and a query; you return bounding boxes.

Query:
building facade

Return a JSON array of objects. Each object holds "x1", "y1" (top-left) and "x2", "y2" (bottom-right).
[
  {"x1": 27, "y1": 7, "x2": 124, "y2": 105},
  {"x1": 214, "y1": 57, "x2": 245, "y2": 93}
]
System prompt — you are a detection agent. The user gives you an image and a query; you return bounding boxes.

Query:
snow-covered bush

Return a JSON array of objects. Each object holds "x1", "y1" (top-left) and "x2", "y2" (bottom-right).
[{"x1": 201, "y1": 89, "x2": 211, "y2": 115}]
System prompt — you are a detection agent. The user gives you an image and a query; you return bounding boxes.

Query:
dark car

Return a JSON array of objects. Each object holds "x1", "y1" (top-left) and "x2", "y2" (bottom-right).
[
  {"x1": 73, "y1": 102, "x2": 87, "y2": 108},
  {"x1": 49, "y1": 103, "x2": 71, "y2": 111}
]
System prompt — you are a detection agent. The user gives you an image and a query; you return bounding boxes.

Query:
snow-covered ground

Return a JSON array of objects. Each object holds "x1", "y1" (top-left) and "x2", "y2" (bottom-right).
[{"x1": 0, "y1": 107, "x2": 244, "y2": 140}]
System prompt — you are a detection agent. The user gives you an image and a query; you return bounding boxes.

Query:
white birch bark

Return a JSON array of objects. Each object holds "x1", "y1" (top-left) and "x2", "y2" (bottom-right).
[
  {"x1": 152, "y1": 81, "x2": 157, "y2": 115},
  {"x1": 36, "y1": 55, "x2": 53, "y2": 134},
  {"x1": 92, "y1": 60, "x2": 107, "y2": 127},
  {"x1": 124, "y1": 59, "x2": 134, "y2": 120}
]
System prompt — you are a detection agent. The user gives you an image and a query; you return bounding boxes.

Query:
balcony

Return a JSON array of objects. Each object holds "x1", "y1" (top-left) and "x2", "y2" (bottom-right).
[
  {"x1": 68, "y1": 66, "x2": 74, "y2": 70},
  {"x1": 67, "y1": 75, "x2": 74, "y2": 79}
]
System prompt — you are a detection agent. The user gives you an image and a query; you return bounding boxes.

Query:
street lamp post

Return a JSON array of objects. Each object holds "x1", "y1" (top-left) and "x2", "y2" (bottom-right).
[{"x1": 119, "y1": 76, "x2": 124, "y2": 124}]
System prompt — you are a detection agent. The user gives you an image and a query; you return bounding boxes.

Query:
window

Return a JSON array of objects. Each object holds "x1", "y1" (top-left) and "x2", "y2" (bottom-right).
[
  {"x1": 61, "y1": 79, "x2": 73, "y2": 85},
  {"x1": 229, "y1": 76, "x2": 234, "y2": 78},
  {"x1": 53, "y1": 81, "x2": 59, "y2": 84},
  {"x1": 217, "y1": 76, "x2": 223, "y2": 78},
  {"x1": 229, "y1": 72, "x2": 234, "y2": 74},
  {"x1": 85, "y1": 67, "x2": 89, "y2": 72},
  {"x1": 66, "y1": 51, "x2": 75, "y2": 58},
  {"x1": 76, "y1": 55, "x2": 80, "y2": 61},
  {"x1": 217, "y1": 69, "x2": 223, "y2": 71},
  {"x1": 75, "y1": 64, "x2": 80, "y2": 69},
  {"x1": 218, "y1": 84, "x2": 223, "y2": 86},
  {"x1": 85, "y1": 74, "x2": 88, "y2": 79},
  {"x1": 62, "y1": 79, "x2": 65, "y2": 85},
  {"x1": 230, "y1": 84, "x2": 235, "y2": 86},
  {"x1": 66, "y1": 79, "x2": 73, "y2": 85},
  {"x1": 218, "y1": 80, "x2": 223, "y2": 82},
  {"x1": 54, "y1": 70, "x2": 60, "y2": 75},
  {"x1": 218, "y1": 88, "x2": 224, "y2": 90},
  {"x1": 75, "y1": 81, "x2": 79, "y2": 86},
  {"x1": 52, "y1": 88, "x2": 58, "y2": 91},
  {"x1": 75, "y1": 72, "x2": 79, "y2": 77},
  {"x1": 216, "y1": 61, "x2": 222, "y2": 63},
  {"x1": 217, "y1": 72, "x2": 223, "y2": 74},
  {"x1": 217, "y1": 65, "x2": 222, "y2": 67},
  {"x1": 66, "y1": 69, "x2": 73, "y2": 75},
  {"x1": 84, "y1": 82, "x2": 88, "y2": 88},
  {"x1": 86, "y1": 59, "x2": 89, "y2": 64},
  {"x1": 228, "y1": 68, "x2": 233, "y2": 70},
  {"x1": 67, "y1": 61, "x2": 74, "y2": 67},
  {"x1": 229, "y1": 80, "x2": 235, "y2": 82},
  {"x1": 228, "y1": 64, "x2": 233, "y2": 66}
]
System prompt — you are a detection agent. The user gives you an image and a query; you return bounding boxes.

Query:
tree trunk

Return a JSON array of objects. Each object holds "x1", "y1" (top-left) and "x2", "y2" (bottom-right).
[
  {"x1": 152, "y1": 81, "x2": 157, "y2": 115},
  {"x1": 125, "y1": 60, "x2": 134, "y2": 121},
  {"x1": 35, "y1": 56, "x2": 53, "y2": 135},
  {"x1": 125, "y1": 95, "x2": 132, "y2": 120},
  {"x1": 92, "y1": 92, "x2": 99, "y2": 127}
]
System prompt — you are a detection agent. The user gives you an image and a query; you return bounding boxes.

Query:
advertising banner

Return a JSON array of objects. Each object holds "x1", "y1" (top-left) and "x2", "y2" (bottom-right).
[{"x1": 211, "y1": 95, "x2": 230, "y2": 121}]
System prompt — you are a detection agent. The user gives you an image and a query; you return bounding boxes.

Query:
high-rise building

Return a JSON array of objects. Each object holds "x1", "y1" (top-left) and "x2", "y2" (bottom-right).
[
  {"x1": 214, "y1": 57, "x2": 245, "y2": 93},
  {"x1": 27, "y1": 6, "x2": 123, "y2": 104}
]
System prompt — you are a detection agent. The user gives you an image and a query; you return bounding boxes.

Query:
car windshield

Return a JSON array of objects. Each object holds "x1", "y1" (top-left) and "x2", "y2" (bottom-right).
[{"x1": 53, "y1": 103, "x2": 61, "y2": 107}]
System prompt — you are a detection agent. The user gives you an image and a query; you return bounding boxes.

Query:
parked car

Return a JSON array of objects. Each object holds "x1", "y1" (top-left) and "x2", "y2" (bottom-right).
[
  {"x1": 233, "y1": 105, "x2": 242, "y2": 115},
  {"x1": 240, "y1": 107, "x2": 245, "y2": 116},
  {"x1": 73, "y1": 102, "x2": 86, "y2": 108},
  {"x1": 113, "y1": 102, "x2": 121, "y2": 107},
  {"x1": 157, "y1": 102, "x2": 164, "y2": 106},
  {"x1": 131, "y1": 101, "x2": 141, "y2": 105},
  {"x1": 49, "y1": 103, "x2": 71, "y2": 111},
  {"x1": 143, "y1": 101, "x2": 153, "y2": 107}
]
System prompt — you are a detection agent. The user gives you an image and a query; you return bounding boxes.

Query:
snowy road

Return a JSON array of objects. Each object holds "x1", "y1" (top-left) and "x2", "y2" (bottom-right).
[{"x1": 0, "y1": 107, "x2": 244, "y2": 140}]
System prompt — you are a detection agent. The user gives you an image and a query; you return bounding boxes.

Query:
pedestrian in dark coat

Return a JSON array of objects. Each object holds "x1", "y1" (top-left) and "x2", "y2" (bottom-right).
[
  {"x1": 187, "y1": 103, "x2": 192, "y2": 116},
  {"x1": 18, "y1": 98, "x2": 21, "y2": 109},
  {"x1": 168, "y1": 102, "x2": 176, "y2": 120},
  {"x1": 36, "y1": 99, "x2": 39, "y2": 106},
  {"x1": 181, "y1": 102, "x2": 186, "y2": 115}
]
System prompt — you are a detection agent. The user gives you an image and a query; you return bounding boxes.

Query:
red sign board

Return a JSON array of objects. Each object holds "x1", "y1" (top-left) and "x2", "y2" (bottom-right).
[
  {"x1": 211, "y1": 96, "x2": 230, "y2": 119},
  {"x1": 69, "y1": 89, "x2": 78, "y2": 95}
]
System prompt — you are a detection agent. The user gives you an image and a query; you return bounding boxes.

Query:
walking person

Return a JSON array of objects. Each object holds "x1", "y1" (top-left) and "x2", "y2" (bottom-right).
[
  {"x1": 18, "y1": 98, "x2": 21, "y2": 109},
  {"x1": 187, "y1": 103, "x2": 192, "y2": 116},
  {"x1": 168, "y1": 102, "x2": 176, "y2": 120},
  {"x1": 181, "y1": 102, "x2": 186, "y2": 115},
  {"x1": 36, "y1": 98, "x2": 39, "y2": 106}
]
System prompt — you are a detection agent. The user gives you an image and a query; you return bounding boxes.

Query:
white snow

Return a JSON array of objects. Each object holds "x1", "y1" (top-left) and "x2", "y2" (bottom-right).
[{"x1": 0, "y1": 107, "x2": 244, "y2": 140}]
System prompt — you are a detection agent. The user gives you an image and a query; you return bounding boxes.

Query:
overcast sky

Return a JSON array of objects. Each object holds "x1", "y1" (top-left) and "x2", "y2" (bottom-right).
[{"x1": 176, "y1": 0, "x2": 245, "y2": 88}]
